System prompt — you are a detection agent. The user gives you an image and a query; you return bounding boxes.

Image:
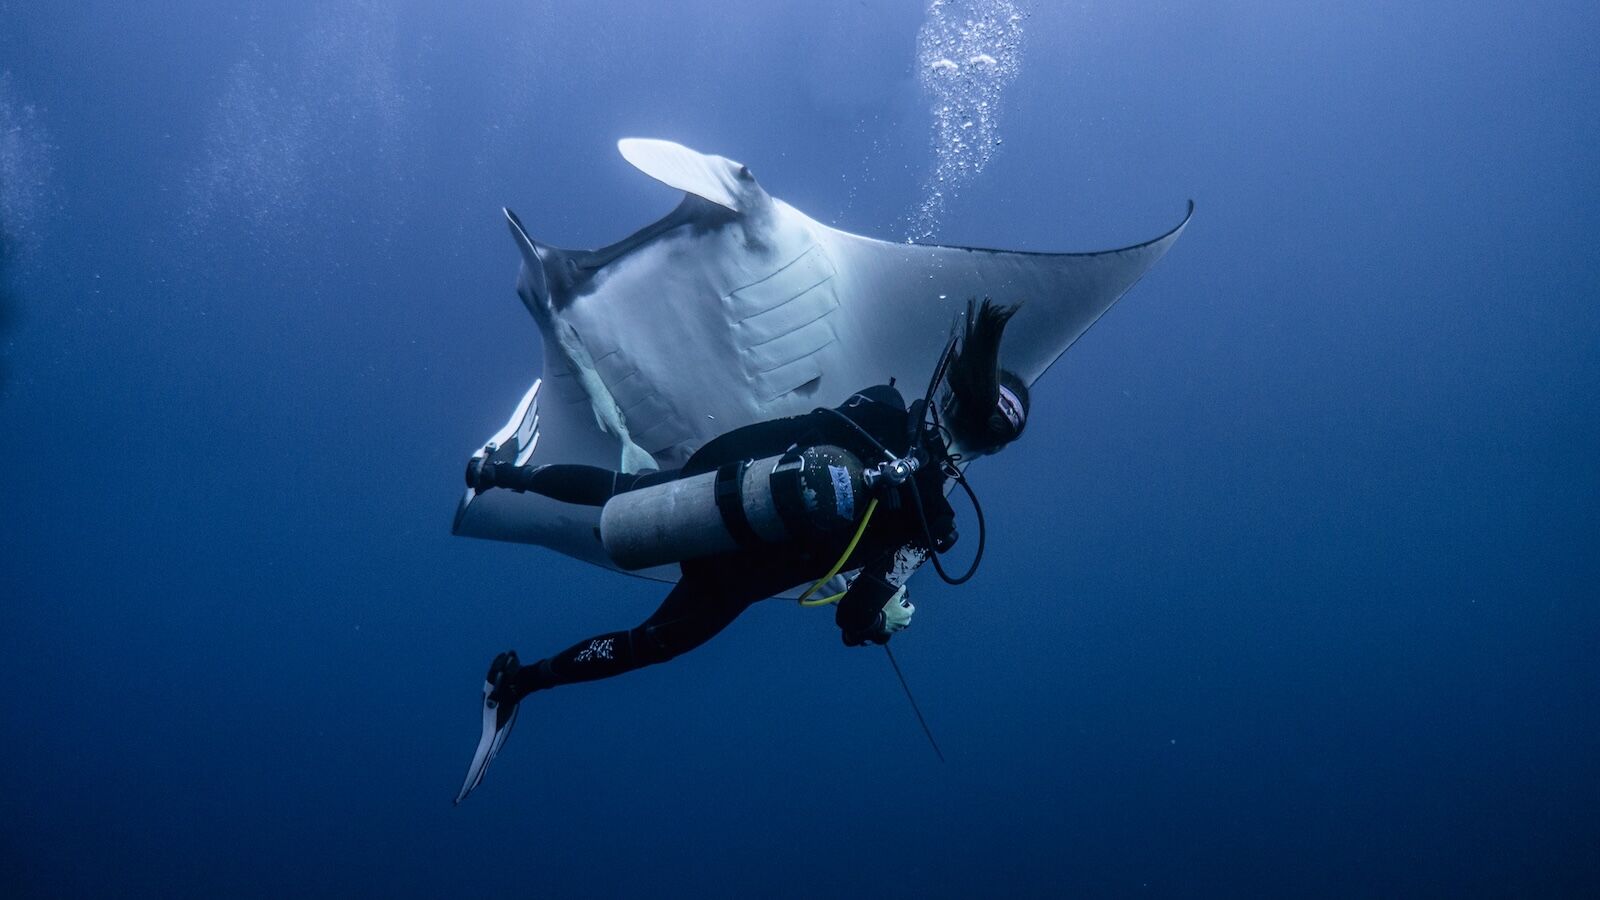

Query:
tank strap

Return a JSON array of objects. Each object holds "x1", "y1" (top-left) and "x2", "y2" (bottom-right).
[
  {"x1": 714, "y1": 460, "x2": 763, "y2": 550},
  {"x1": 768, "y1": 448, "x2": 813, "y2": 541}
]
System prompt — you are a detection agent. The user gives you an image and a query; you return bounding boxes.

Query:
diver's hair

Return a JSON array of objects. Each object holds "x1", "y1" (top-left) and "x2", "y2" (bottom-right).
[{"x1": 941, "y1": 298, "x2": 1029, "y2": 453}]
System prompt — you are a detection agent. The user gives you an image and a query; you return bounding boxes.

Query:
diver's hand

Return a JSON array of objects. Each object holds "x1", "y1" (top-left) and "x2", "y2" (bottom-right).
[
  {"x1": 880, "y1": 586, "x2": 914, "y2": 636},
  {"x1": 841, "y1": 586, "x2": 914, "y2": 646}
]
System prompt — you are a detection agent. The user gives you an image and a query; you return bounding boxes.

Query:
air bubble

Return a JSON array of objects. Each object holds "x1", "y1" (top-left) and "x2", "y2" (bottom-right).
[{"x1": 906, "y1": 0, "x2": 1026, "y2": 242}]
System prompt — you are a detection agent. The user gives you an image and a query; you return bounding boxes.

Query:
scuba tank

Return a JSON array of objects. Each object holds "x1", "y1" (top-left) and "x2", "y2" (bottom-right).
[{"x1": 600, "y1": 445, "x2": 869, "y2": 571}]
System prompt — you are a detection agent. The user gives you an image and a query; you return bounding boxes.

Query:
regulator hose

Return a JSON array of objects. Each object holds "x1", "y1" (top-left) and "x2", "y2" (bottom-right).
[{"x1": 795, "y1": 498, "x2": 880, "y2": 606}]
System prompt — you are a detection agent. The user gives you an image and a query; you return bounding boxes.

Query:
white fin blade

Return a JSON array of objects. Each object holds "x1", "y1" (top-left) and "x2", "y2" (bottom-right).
[
  {"x1": 488, "y1": 379, "x2": 540, "y2": 460},
  {"x1": 515, "y1": 426, "x2": 540, "y2": 468}
]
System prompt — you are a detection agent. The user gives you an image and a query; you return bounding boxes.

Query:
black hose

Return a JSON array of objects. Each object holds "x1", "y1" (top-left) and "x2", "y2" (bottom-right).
[{"x1": 903, "y1": 464, "x2": 984, "y2": 586}]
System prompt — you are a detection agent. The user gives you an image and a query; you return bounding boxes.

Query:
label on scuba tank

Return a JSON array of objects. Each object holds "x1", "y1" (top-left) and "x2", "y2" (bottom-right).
[{"x1": 828, "y1": 465, "x2": 855, "y2": 521}]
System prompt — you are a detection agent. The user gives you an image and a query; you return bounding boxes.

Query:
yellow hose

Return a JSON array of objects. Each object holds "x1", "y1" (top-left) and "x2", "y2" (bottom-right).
[{"x1": 796, "y1": 497, "x2": 879, "y2": 606}]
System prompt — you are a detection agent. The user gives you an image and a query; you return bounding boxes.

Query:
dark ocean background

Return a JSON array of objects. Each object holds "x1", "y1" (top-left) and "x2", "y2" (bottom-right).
[{"x1": 2, "y1": 1, "x2": 1596, "y2": 895}]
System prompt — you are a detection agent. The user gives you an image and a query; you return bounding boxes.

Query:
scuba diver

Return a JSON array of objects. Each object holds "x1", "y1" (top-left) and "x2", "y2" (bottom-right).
[{"x1": 455, "y1": 300, "x2": 1031, "y2": 803}]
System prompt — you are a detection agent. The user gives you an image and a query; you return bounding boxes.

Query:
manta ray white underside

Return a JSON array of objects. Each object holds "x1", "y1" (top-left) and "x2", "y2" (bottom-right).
[{"x1": 453, "y1": 138, "x2": 1191, "y2": 581}]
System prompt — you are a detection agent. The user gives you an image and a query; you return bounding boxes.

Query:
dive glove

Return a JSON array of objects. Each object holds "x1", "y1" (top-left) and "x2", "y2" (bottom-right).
[
  {"x1": 881, "y1": 586, "x2": 915, "y2": 636},
  {"x1": 845, "y1": 585, "x2": 915, "y2": 646}
]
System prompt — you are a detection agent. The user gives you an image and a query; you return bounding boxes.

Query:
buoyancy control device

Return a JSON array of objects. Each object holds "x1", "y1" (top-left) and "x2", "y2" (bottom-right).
[{"x1": 600, "y1": 444, "x2": 876, "y2": 571}]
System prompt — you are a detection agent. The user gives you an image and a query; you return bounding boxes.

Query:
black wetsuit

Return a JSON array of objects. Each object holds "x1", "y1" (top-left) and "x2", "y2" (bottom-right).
[{"x1": 489, "y1": 384, "x2": 957, "y2": 700}]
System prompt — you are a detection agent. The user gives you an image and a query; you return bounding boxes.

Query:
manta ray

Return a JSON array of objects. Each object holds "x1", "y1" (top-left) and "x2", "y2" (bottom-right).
[{"x1": 453, "y1": 138, "x2": 1191, "y2": 580}]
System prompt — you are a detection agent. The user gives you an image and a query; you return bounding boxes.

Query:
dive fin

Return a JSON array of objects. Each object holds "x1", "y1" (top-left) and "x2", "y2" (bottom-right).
[{"x1": 454, "y1": 652, "x2": 522, "y2": 805}]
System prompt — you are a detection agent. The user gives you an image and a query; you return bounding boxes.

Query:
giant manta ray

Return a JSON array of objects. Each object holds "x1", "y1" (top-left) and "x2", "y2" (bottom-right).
[{"x1": 454, "y1": 138, "x2": 1191, "y2": 580}]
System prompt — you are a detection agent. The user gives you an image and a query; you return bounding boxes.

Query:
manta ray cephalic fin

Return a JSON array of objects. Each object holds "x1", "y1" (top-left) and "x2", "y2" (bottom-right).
[
  {"x1": 502, "y1": 207, "x2": 659, "y2": 474},
  {"x1": 618, "y1": 138, "x2": 764, "y2": 214}
]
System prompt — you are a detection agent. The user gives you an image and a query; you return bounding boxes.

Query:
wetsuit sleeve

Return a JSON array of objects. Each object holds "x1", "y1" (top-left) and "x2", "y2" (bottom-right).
[
  {"x1": 836, "y1": 554, "x2": 898, "y2": 645},
  {"x1": 477, "y1": 462, "x2": 680, "y2": 505}
]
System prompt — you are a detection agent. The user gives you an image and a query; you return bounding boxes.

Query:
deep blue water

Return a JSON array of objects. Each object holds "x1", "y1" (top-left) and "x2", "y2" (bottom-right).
[{"x1": 2, "y1": 1, "x2": 1597, "y2": 896}]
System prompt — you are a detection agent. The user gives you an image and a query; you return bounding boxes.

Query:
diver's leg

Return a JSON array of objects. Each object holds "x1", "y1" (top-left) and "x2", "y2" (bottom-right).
[
  {"x1": 466, "y1": 461, "x2": 679, "y2": 505},
  {"x1": 510, "y1": 573, "x2": 759, "y2": 697},
  {"x1": 457, "y1": 564, "x2": 789, "y2": 803}
]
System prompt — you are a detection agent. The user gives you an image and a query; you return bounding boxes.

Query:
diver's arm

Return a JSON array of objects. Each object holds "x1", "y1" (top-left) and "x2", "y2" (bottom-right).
[
  {"x1": 836, "y1": 563, "x2": 897, "y2": 645},
  {"x1": 466, "y1": 461, "x2": 679, "y2": 505},
  {"x1": 836, "y1": 545, "x2": 925, "y2": 646},
  {"x1": 835, "y1": 457, "x2": 951, "y2": 646}
]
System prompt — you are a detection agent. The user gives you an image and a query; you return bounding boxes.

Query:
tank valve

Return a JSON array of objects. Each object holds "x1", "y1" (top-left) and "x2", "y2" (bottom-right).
[{"x1": 864, "y1": 455, "x2": 919, "y2": 489}]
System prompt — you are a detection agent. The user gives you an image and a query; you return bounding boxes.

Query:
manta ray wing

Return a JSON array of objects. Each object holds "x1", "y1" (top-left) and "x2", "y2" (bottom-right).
[
  {"x1": 453, "y1": 140, "x2": 1190, "y2": 587},
  {"x1": 449, "y1": 210, "x2": 667, "y2": 570},
  {"x1": 815, "y1": 201, "x2": 1194, "y2": 393}
]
